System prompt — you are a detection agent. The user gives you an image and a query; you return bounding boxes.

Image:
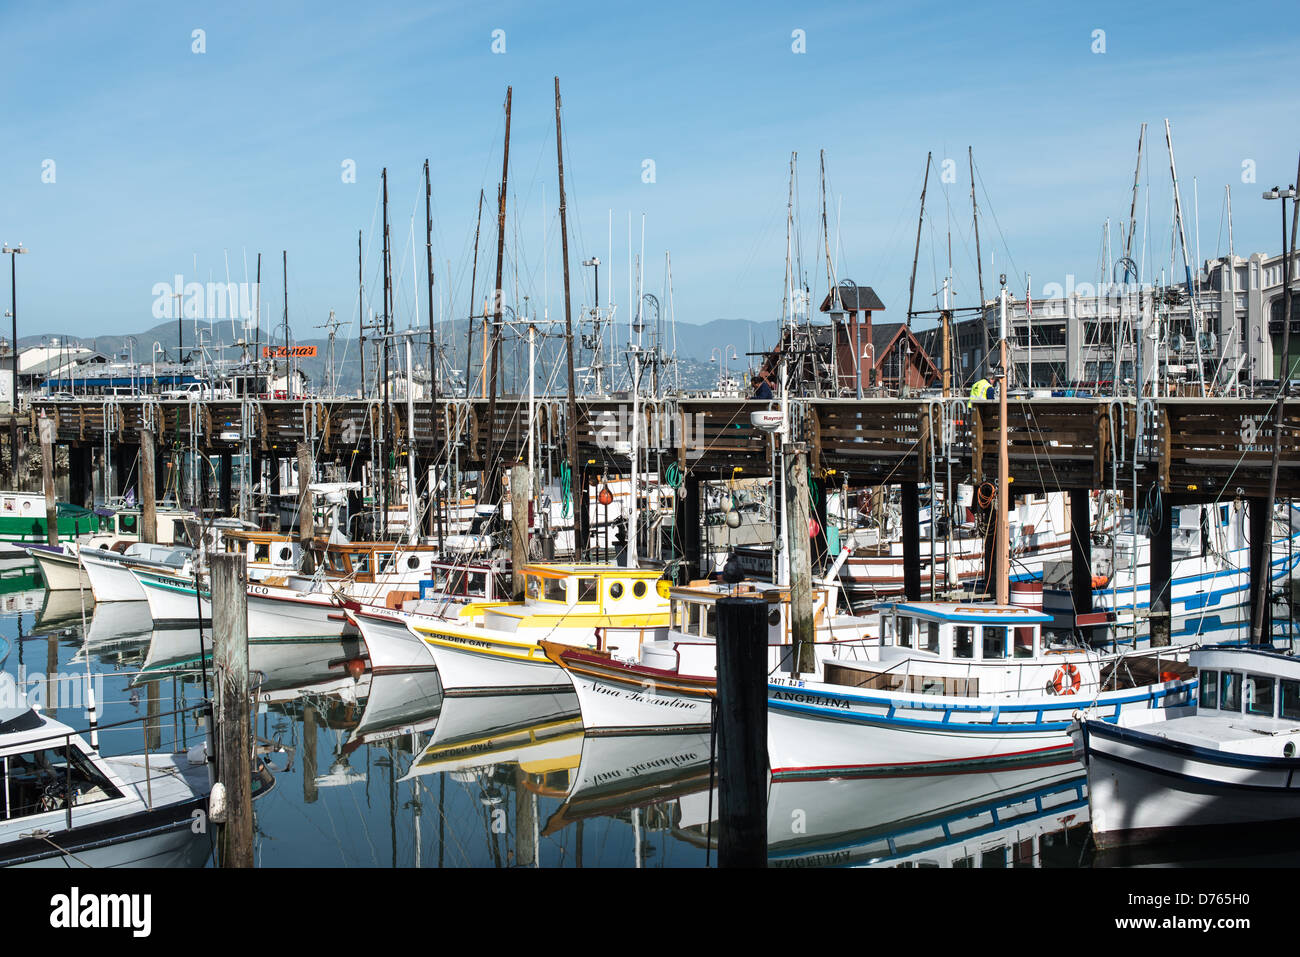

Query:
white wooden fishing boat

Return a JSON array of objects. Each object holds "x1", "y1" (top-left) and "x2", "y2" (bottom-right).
[
  {"x1": 541, "y1": 578, "x2": 874, "y2": 737},
  {"x1": 1071, "y1": 644, "x2": 1300, "y2": 847},
  {"x1": 0, "y1": 672, "x2": 216, "y2": 868},
  {"x1": 767, "y1": 600, "x2": 1193, "y2": 778},
  {"x1": 407, "y1": 563, "x2": 670, "y2": 698}
]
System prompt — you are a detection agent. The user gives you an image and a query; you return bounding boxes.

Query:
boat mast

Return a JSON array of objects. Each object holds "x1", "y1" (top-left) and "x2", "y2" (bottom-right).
[
  {"x1": 997, "y1": 278, "x2": 1010, "y2": 606},
  {"x1": 484, "y1": 87, "x2": 511, "y2": 516},
  {"x1": 906, "y1": 152, "x2": 932, "y2": 328},
  {"x1": 1163, "y1": 119, "x2": 1206, "y2": 393},
  {"x1": 555, "y1": 77, "x2": 584, "y2": 560},
  {"x1": 969, "y1": 147, "x2": 988, "y2": 377},
  {"x1": 464, "y1": 189, "x2": 484, "y2": 401},
  {"x1": 426, "y1": 158, "x2": 443, "y2": 549}
]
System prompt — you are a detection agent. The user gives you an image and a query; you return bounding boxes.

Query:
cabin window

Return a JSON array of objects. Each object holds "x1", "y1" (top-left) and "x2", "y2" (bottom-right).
[
  {"x1": 981, "y1": 847, "x2": 1007, "y2": 868},
  {"x1": 1199, "y1": 670, "x2": 1220, "y2": 709},
  {"x1": 120, "y1": 514, "x2": 138, "y2": 534},
  {"x1": 897, "y1": 615, "x2": 912, "y2": 649},
  {"x1": 544, "y1": 578, "x2": 567, "y2": 602},
  {"x1": 254, "y1": 543, "x2": 270, "y2": 563},
  {"x1": 953, "y1": 855, "x2": 974, "y2": 868},
  {"x1": 633, "y1": 581, "x2": 647, "y2": 599},
  {"x1": 350, "y1": 552, "x2": 371, "y2": 575},
  {"x1": 1280, "y1": 680, "x2": 1300, "y2": 720},
  {"x1": 407, "y1": 555, "x2": 421, "y2": 570},
  {"x1": 328, "y1": 551, "x2": 347, "y2": 573},
  {"x1": 671, "y1": 600, "x2": 682, "y2": 628},
  {"x1": 955, "y1": 626, "x2": 974, "y2": 659},
  {"x1": 526, "y1": 576, "x2": 541, "y2": 600},
  {"x1": 703, "y1": 608, "x2": 718, "y2": 639},
  {"x1": 1220, "y1": 672, "x2": 1242, "y2": 712},
  {"x1": 2, "y1": 747, "x2": 123, "y2": 820},
  {"x1": 578, "y1": 578, "x2": 598, "y2": 603},
  {"x1": 609, "y1": 582, "x2": 625, "y2": 600},
  {"x1": 982, "y1": 626, "x2": 1007, "y2": 659},
  {"x1": 1013, "y1": 627, "x2": 1034, "y2": 659},
  {"x1": 1246, "y1": 674, "x2": 1275, "y2": 717},
  {"x1": 921, "y1": 621, "x2": 940, "y2": 653},
  {"x1": 469, "y1": 573, "x2": 487, "y2": 597},
  {"x1": 688, "y1": 602, "x2": 703, "y2": 636},
  {"x1": 375, "y1": 552, "x2": 395, "y2": 574}
]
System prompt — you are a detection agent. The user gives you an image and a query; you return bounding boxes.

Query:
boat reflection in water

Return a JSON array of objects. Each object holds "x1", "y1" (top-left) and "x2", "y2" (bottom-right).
[
  {"x1": 767, "y1": 764, "x2": 1090, "y2": 868},
  {"x1": 347, "y1": 669, "x2": 443, "y2": 749},
  {"x1": 136, "y1": 626, "x2": 368, "y2": 696}
]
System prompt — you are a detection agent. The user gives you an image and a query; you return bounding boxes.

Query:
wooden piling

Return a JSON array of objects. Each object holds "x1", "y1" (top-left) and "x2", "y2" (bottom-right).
[
  {"x1": 38, "y1": 416, "x2": 57, "y2": 546},
  {"x1": 1249, "y1": 497, "x2": 1271, "y2": 641},
  {"x1": 901, "y1": 481, "x2": 921, "y2": 601},
  {"x1": 511, "y1": 463, "x2": 529, "y2": 600},
  {"x1": 297, "y1": 442, "x2": 314, "y2": 574},
  {"x1": 715, "y1": 595, "x2": 768, "y2": 868},
  {"x1": 1070, "y1": 490, "x2": 1092, "y2": 618},
  {"x1": 211, "y1": 552, "x2": 254, "y2": 868},
  {"x1": 1150, "y1": 495, "x2": 1173, "y2": 647},
  {"x1": 302, "y1": 701, "x2": 318, "y2": 805},
  {"x1": 787, "y1": 448, "x2": 815, "y2": 674},
  {"x1": 140, "y1": 428, "x2": 157, "y2": 544}
]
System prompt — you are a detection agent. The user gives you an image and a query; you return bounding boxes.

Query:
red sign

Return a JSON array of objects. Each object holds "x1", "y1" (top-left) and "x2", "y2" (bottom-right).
[{"x1": 262, "y1": 346, "x2": 316, "y2": 358}]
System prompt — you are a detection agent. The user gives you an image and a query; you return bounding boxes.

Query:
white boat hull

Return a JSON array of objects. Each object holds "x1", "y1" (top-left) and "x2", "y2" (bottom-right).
[{"x1": 83, "y1": 552, "x2": 149, "y2": 602}]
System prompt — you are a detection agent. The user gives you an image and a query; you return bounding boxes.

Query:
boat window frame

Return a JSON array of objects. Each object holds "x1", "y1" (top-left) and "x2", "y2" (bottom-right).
[
  {"x1": 1199, "y1": 669, "x2": 1220, "y2": 709},
  {"x1": 542, "y1": 577, "x2": 568, "y2": 603},
  {"x1": 954, "y1": 625, "x2": 974, "y2": 659},
  {"x1": 1220, "y1": 671, "x2": 1242, "y2": 713},
  {"x1": 1246, "y1": 673, "x2": 1276, "y2": 718},
  {"x1": 982, "y1": 625, "x2": 1008, "y2": 660},
  {"x1": 1280, "y1": 678, "x2": 1300, "y2": 721}
]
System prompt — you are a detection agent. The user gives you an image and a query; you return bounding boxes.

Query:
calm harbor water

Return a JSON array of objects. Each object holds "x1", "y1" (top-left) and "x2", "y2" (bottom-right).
[{"x1": 4, "y1": 562, "x2": 1298, "y2": 869}]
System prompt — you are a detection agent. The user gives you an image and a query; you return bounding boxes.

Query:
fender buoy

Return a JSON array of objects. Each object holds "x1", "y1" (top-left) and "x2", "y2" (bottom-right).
[
  {"x1": 1090, "y1": 574, "x2": 1110, "y2": 589},
  {"x1": 1051, "y1": 663, "x2": 1081, "y2": 696},
  {"x1": 1159, "y1": 671, "x2": 1180, "y2": 684}
]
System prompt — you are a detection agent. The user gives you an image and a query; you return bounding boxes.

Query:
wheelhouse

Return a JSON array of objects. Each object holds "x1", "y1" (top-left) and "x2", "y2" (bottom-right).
[{"x1": 1192, "y1": 647, "x2": 1300, "y2": 729}]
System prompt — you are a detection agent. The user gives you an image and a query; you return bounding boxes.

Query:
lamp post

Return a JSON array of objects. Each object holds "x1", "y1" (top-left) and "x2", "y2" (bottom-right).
[
  {"x1": 3, "y1": 244, "x2": 29, "y2": 488},
  {"x1": 1263, "y1": 185, "x2": 1296, "y2": 389}
]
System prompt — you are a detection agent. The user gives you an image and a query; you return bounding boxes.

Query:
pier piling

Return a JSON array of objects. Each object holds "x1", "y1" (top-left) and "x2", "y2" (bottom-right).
[
  {"x1": 1070, "y1": 490, "x2": 1092, "y2": 619},
  {"x1": 511, "y1": 463, "x2": 529, "y2": 599},
  {"x1": 1150, "y1": 495, "x2": 1173, "y2": 647},
  {"x1": 140, "y1": 427, "x2": 157, "y2": 543},
  {"x1": 715, "y1": 595, "x2": 768, "y2": 868},
  {"x1": 38, "y1": 416, "x2": 57, "y2": 546},
  {"x1": 212, "y1": 551, "x2": 254, "y2": 867}
]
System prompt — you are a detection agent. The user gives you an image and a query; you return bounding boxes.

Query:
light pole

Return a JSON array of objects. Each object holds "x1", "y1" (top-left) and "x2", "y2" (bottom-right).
[
  {"x1": 3, "y1": 244, "x2": 29, "y2": 488},
  {"x1": 1264, "y1": 186, "x2": 1296, "y2": 387}
]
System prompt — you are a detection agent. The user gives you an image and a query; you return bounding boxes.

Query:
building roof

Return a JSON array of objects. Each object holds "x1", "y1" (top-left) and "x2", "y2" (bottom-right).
[{"x1": 819, "y1": 283, "x2": 886, "y2": 313}]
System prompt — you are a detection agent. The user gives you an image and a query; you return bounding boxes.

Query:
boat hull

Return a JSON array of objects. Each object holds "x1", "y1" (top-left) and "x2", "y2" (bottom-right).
[
  {"x1": 767, "y1": 674, "x2": 1192, "y2": 780},
  {"x1": 83, "y1": 552, "x2": 149, "y2": 602},
  {"x1": 419, "y1": 627, "x2": 572, "y2": 697},
  {"x1": 1073, "y1": 718, "x2": 1300, "y2": 846},
  {"x1": 26, "y1": 546, "x2": 90, "y2": 591}
]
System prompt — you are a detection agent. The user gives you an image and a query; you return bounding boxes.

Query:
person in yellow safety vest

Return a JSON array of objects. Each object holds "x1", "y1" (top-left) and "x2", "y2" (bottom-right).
[{"x1": 968, "y1": 377, "x2": 992, "y2": 408}]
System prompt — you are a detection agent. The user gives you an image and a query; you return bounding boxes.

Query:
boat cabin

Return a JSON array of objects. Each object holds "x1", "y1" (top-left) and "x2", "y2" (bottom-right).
[
  {"x1": 1192, "y1": 647, "x2": 1300, "y2": 740},
  {"x1": 221, "y1": 529, "x2": 303, "y2": 578},
  {"x1": 819, "y1": 602, "x2": 1055, "y2": 696},
  {"x1": 520, "y1": 564, "x2": 667, "y2": 614}
]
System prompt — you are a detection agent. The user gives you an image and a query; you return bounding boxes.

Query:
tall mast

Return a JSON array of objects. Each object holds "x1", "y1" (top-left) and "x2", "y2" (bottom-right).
[
  {"x1": 820, "y1": 150, "x2": 839, "y2": 394},
  {"x1": 255, "y1": 252, "x2": 262, "y2": 388},
  {"x1": 906, "y1": 153, "x2": 932, "y2": 326},
  {"x1": 1164, "y1": 119, "x2": 1206, "y2": 391},
  {"x1": 464, "y1": 189, "x2": 484, "y2": 400},
  {"x1": 556, "y1": 76, "x2": 584, "y2": 560},
  {"x1": 426, "y1": 158, "x2": 443, "y2": 549},
  {"x1": 969, "y1": 147, "x2": 988, "y2": 373},
  {"x1": 357, "y1": 232, "x2": 365, "y2": 401},
  {"x1": 381, "y1": 167, "x2": 392, "y2": 539},
  {"x1": 997, "y1": 279, "x2": 1010, "y2": 606},
  {"x1": 282, "y1": 250, "x2": 289, "y2": 389},
  {"x1": 1124, "y1": 124, "x2": 1147, "y2": 268},
  {"x1": 484, "y1": 86, "x2": 511, "y2": 510}
]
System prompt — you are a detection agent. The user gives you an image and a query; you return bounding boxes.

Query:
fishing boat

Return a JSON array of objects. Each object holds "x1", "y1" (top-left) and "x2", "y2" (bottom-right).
[
  {"x1": 0, "y1": 670, "x2": 248, "y2": 868},
  {"x1": 540, "y1": 577, "x2": 874, "y2": 737},
  {"x1": 25, "y1": 503, "x2": 195, "y2": 591},
  {"x1": 766, "y1": 285, "x2": 1196, "y2": 781},
  {"x1": 81, "y1": 542, "x2": 195, "y2": 602},
  {"x1": 1070, "y1": 644, "x2": 1300, "y2": 847},
  {"x1": 408, "y1": 563, "x2": 670, "y2": 698},
  {"x1": 0, "y1": 493, "x2": 100, "y2": 559}
]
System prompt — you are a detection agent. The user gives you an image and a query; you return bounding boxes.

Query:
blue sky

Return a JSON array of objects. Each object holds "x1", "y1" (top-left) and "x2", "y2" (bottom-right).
[{"x1": 1, "y1": 0, "x2": 1297, "y2": 351}]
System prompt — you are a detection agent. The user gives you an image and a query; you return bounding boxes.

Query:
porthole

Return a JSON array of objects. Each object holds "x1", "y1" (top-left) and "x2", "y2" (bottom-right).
[
  {"x1": 768, "y1": 609, "x2": 780, "y2": 627},
  {"x1": 609, "y1": 582, "x2": 624, "y2": 600},
  {"x1": 632, "y1": 581, "x2": 647, "y2": 598},
  {"x1": 1286, "y1": 741, "x2": 1296, "y2": 758},
  {"x1": 407, "y1": 555, "x2": 421, "y2": 570},
  {"x1": 278, "y1": 547, "x2": 292, "y2": 562}
]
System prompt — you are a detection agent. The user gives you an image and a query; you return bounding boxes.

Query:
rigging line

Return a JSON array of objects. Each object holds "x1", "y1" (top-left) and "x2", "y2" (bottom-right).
[{"x1": 973, "y1": 161, "x2": 1024, "y2": 288}]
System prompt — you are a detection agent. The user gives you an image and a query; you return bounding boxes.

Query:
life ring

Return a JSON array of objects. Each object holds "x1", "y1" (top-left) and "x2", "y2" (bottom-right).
[{"x1": 1051, "y1": 663, "x2": 1081, "y2": 695}]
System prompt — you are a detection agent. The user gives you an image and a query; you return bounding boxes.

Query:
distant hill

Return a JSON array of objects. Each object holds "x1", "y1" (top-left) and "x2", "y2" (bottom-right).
[{"x1": 22, "y1": 316, "x2": 786, "y2": 394}]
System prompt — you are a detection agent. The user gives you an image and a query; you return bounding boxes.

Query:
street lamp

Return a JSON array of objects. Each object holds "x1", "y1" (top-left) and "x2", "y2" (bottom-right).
[
  {"x1": 1263, "y1": 185, "x2": 1296, "y2": 393},
  {"x1": 2, "y1": 244, "x2": 28, "y2": 413}
]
